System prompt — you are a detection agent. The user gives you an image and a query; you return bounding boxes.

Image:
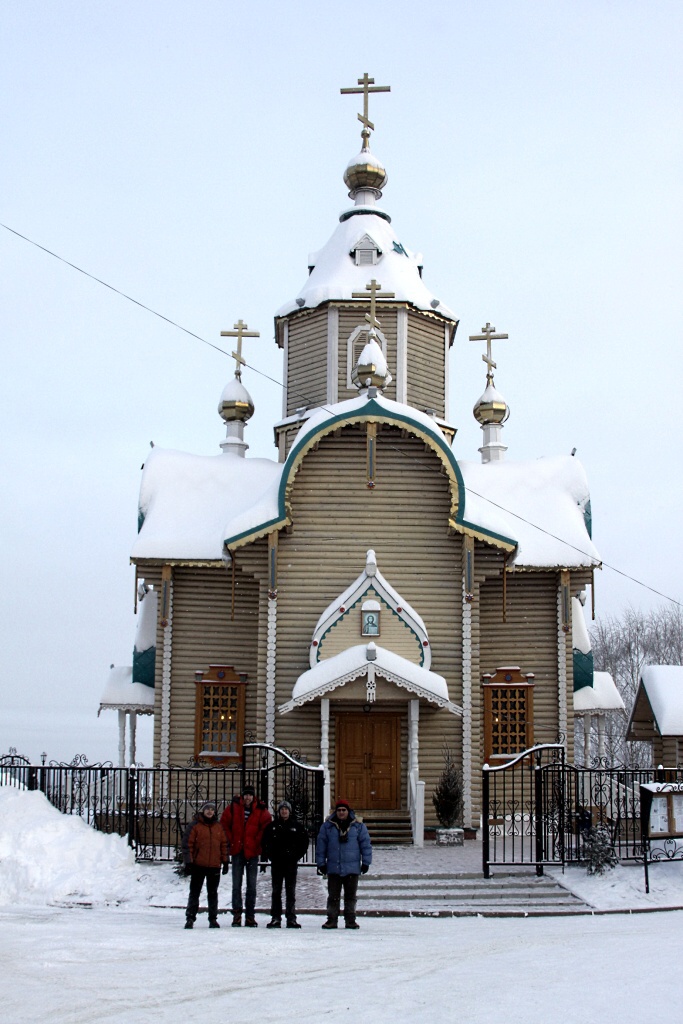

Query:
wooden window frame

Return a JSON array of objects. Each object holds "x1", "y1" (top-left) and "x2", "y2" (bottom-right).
[
  {"x1": 482, "y1": 666, "x2": 535, "y2": 764},
  {"x1": 194, "y1": 664, "x2": 247, "y2": 764}
]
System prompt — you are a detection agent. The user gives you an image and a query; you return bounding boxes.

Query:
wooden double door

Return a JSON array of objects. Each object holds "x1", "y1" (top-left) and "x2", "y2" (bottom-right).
[{"x1": 335, "y1": 713, "x2": 400, "y2": 810}]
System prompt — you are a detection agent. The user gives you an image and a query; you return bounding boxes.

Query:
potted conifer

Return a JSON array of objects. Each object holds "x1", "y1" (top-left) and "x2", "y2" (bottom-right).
[{"x1": 432, "y1": 747, "x2": 464, "y2": 846}]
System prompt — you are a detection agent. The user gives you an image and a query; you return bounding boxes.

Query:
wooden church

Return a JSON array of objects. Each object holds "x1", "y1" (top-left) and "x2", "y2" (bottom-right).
[{"x1": 114, "y1": 76, "x2": 603, "y2": 838}]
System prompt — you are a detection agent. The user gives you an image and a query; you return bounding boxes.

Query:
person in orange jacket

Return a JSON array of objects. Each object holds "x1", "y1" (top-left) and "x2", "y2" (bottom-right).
[
  {"x1": 220, "y1": 785, "x2": 272, "y2": 927},
  {"x1": 184, "y1": 801, "x2": 228, "y2": 929}
]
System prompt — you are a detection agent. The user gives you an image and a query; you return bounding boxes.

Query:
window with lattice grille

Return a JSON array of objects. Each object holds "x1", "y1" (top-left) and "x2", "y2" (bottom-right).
[
  {"x1": 194, "y1": 665, "x2": 247, "y2": 762},
  {"x1": 482, "y1": 668, "x2": 534, "y2": 763}
]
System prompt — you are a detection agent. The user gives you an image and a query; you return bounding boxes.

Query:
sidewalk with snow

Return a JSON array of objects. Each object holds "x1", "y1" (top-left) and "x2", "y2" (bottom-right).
[{"x1": 2, "y1": 788, "x2": 683, "y2": 1023}]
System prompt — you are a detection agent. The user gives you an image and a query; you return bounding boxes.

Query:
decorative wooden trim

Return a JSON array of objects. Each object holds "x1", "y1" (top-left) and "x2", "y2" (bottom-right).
[
  {"x1": 482, "y1": 666, "x2": 535, "y2": 763},
  {"x1": 462, "y1": 575, "x2": 473, "y2": 827},
  {"x1": 396, "y1": 308, "x2": 407, "y2": 403},
  {"x1": 281, "y1": 320, "x2": 289, "y2": 419},
  {"x1": 159, "y1": 566, "x2": 173, "y2": 765},
  {"x1": 193, "y1": 664, "x2": 248, "y2": 763},
  {"x1": 327, "y1": 306, "x2": 338, "y2": 404}
]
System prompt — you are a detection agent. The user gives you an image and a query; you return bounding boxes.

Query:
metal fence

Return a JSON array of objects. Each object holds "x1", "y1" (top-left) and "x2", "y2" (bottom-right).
[
  {"x1": 482, "y1": 744, "x2": 683, "y2": 877},
  {"x1": 0, "y1": 744, "x2": 325, "y2": 864}
]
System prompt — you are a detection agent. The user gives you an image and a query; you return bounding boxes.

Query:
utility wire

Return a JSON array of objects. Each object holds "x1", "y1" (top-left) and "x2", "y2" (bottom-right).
[{"x1": 3, "y1": 221, "x2": 680, "y2": 609}]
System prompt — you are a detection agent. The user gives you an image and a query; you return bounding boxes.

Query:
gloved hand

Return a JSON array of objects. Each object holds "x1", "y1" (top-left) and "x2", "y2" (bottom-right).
[
  {"x1": 259, "y1": 864, "x2": 268, "y2": 874},
  {"x1": 222, "y1": 862, "x2": 229, "y2": 875},
  {"x1": 184, "y1": 864, "x2": 192, "y2": 876},
  {"x1": 317, "y1": 866, "x2": 327, "y2": 877},
  {"x1": 360, "y1": 864, "x2": 369, "y2": 874}
]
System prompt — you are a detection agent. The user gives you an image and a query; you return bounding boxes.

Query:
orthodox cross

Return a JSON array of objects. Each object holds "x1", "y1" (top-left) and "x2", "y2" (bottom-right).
[
  {"x1": 340, "y1": 73, "x2": 390, "y2": 133},
  {"x1": 352, "y1": 279, "x2": 395, "y2": 330},
  {"x1": 468, "y1": 322, "x2": 508, "y2": 383},
  {"x1": 220, "y1": 319, "x2": 260, "y2": 380}
]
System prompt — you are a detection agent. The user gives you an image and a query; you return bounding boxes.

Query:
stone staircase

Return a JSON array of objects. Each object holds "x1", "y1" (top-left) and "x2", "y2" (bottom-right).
[
  {"x1": 356, "y1": 871, "x2": 589, "y2": 916},
  {"x1": 360, "y1": 811, "x2": 413, "y2": 846}
]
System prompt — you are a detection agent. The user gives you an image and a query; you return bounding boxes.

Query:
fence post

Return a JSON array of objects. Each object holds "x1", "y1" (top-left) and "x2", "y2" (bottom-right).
[
  {"x1": 534, "y1": 764, "x2": 544, "y2": 876},
  {"x1": 28, "y1": 767, "x2": 37, "y2": 792},
  {"x1": 482, "y1": 766, "x2": 490, "y2": 879},
  {"x1": 126, "y1": 766, "x2": 137, "y2": 850}
]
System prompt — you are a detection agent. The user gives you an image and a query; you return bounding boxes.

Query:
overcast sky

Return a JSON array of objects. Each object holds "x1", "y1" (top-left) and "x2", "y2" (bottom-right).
[{"x1": 1, "y1": 1, "x2": 681, "y2": 763}]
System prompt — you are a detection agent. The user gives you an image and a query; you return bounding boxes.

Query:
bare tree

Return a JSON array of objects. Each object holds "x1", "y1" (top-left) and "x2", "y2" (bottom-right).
[{"x1": 590, "y1": 604, "x2": 683, "y2": 767}]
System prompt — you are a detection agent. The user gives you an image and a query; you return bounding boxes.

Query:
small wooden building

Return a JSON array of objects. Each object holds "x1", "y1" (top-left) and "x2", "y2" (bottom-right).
[
  {"x1": 121, "y1": 98, "x2": 605, "y2": 838},
  {"x1": 627, "y1": 666, "x2": 683, "y2": 765}
]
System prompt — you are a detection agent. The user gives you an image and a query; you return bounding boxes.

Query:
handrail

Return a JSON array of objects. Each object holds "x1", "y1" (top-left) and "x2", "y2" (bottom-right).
[{"x1": 483, "y1": 743, "x2": 565, "y2": 774}]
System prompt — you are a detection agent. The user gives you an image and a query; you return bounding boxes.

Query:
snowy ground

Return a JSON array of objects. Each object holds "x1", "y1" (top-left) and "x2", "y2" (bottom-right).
[{"x1": 2, "y1": 788, "x2": 683, "y2": 1022}]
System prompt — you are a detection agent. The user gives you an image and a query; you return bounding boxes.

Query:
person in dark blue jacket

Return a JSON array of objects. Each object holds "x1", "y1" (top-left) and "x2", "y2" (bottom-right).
[{"x1": 316, "y1": 798, "x2": 372, "y2": 929}]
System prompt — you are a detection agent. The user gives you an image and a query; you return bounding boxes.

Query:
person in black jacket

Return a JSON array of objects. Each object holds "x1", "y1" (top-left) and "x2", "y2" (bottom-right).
[{"x1": 262, "y1": 801, "x2": 310, "y2": 928}]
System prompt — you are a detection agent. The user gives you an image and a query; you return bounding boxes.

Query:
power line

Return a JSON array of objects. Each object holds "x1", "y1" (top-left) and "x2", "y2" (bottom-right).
[{"x1": 3, "y1": 220, "x2": 680, "y2": 609}]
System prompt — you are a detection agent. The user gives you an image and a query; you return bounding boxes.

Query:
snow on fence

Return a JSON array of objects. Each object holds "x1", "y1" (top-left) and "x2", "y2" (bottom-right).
[{"x1": 0, "y1": 744, "x2": 325, "y2": 865}]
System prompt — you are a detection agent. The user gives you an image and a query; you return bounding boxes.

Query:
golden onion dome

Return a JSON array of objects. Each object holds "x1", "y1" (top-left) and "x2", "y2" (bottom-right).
[
  {"x1": 344, "y1": 131, "x2": 388, "y2": 194},
  {"x1": 218, "y1": 377, "x2": 254, "y2": 423},
  {"x1": 351, "y1": 331, "x2": 392, "y2": 390},
  {"x1": 473, "y1": 381, "x2": 509, "y2": 425}
]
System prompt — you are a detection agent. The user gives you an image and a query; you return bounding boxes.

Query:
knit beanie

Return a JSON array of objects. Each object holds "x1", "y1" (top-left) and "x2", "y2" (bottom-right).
[{"x1": 278, "y1": 800, "x2": 293, "y2": 813}]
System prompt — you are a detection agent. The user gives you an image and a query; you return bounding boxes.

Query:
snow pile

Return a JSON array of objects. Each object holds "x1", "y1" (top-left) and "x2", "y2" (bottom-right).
[{"x1": 0, "y1": 788, "x2": 141, "y2": 906}]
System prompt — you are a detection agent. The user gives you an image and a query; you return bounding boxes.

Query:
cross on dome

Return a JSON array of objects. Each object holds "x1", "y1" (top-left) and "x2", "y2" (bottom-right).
[
  {"x1": 220, "y1": 320, "x2": 260, "y2": 381},
  {"x1": 340, "y1": 73, "x2": 390, "y2": 135},
  {"x1": 469, "y1": 322, "x2": 509, "y2": 383},
  {"x1": 352, "y1": 278, "x2": 395, "y2": 330}
]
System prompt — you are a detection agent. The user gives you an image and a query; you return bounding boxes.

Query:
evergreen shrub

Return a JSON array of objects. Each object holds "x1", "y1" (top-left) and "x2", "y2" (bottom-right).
[{"x1": 432, "y1": 747, "x2": 464, "y2": 828}]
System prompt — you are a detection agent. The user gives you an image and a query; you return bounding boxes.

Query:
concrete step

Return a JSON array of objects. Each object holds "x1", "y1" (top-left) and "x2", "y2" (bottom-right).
[
  {"x1": 355, "y1": 872, "x2": 588, "y2": 915},
  {"x1": 363, "y1": 816, "x2": 413, "y2": 846}
]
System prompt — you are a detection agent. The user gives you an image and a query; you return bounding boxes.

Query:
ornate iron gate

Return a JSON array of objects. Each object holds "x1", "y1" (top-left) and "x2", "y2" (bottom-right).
[
  {"x1": 0, "y1": 744, "x2": 325, "y2": 864},
  {"x1": 483, "y1": 745, "x2": 682, "y2": 876}
]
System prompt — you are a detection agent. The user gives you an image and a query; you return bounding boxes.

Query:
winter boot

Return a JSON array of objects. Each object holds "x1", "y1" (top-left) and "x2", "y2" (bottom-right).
[
  {"x1": 232, "y1": 913, "x2": 242, "y2": 928},
  {"x1": 209, "y1": 919, "x2": 220, "y2": 929},
  {"x1": 266, "y1": 917, "x2": 281, "y2": 929},
  {"x1": 245, "y1": 917, "x2": 258, "y2": 928},
  {"x1": 345, "y1": 917, "x2": 360, "y2": 929},
  {"x1": 321, "y1": 918, "x2": 338, "y2": 929},
  {"x1": 286, "y1": 919, "x2": 301, "y2": 929},
  {"x1": 184, "y1": 919, "x2": 194, "y2": 929}
]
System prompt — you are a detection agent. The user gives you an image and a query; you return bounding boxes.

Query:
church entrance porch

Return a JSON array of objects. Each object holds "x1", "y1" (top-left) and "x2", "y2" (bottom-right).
[{"x1": 335, "y1": 712, "x2": 400, "y2": 811}]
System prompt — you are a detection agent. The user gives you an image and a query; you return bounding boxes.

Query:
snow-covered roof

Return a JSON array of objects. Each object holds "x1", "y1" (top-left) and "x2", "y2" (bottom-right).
[
  {"x1": 459, "y1": 455, "x2": 598, "y2": 569},
  {"x1": 98, "y1": 667, "x2": 155, "y2": 715},
  {"x1": 132, "y1": 394, "x2": 598, "y2": 571},
  {"x1": 573, "y1": 672, "x2": 625, "y2": 713},
  {"x1": 275, "y1": 211, "x2": 458, "y2": 322},
  {"x1": 279, "y1": 642, "x2": 461, "y2": 715},
  {"x1": 133, "y1": 448, "x2": 281, "y2": 561},
  {"x1": 637, "y1": 666, "x2": 683, "y2": 735}
]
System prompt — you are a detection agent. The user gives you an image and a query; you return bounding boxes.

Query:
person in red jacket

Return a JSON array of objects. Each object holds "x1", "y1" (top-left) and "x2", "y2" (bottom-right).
[
  {"x1": 220, "y1": 784, "x2": 272, "y2": 927},
  {"x1": 184, "y1": 801, "x2": 228, "y2": 929}
]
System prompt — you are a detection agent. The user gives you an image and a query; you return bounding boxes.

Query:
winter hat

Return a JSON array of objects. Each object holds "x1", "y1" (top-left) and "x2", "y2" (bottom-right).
[
  {"x1": 200, "y1": 801, "x2": 216, "y2": 814},
  {"x1": 335, "y1": 798, "x2": 351, "y2": 810},
  {"x1": 242, "y1": 784, "x2": 256, "y2": 796},
  {"x1": 278, "y1": 800, "x2": 293, "y2": 814}
]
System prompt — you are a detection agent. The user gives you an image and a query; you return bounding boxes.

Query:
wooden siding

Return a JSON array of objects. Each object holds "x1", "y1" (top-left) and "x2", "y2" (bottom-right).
[
  {"x1": 337, "y1": 305, "x2": 398, "y2": 403},
  {"x1": 478, "y1": 571, "x2": 561, "y2": 761},
  {"x1": 271, "y1": 423, "x2": 463, "y2": 824},
  {"x1": 153, "y1": 564, "x2": 260, "y2": 765},
  {"x1": 406, "y1": 310, "x2": 446, "y2": 417},
  {"x1": 286, "y1": 308, "x2": 328, "y2": 417}
]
